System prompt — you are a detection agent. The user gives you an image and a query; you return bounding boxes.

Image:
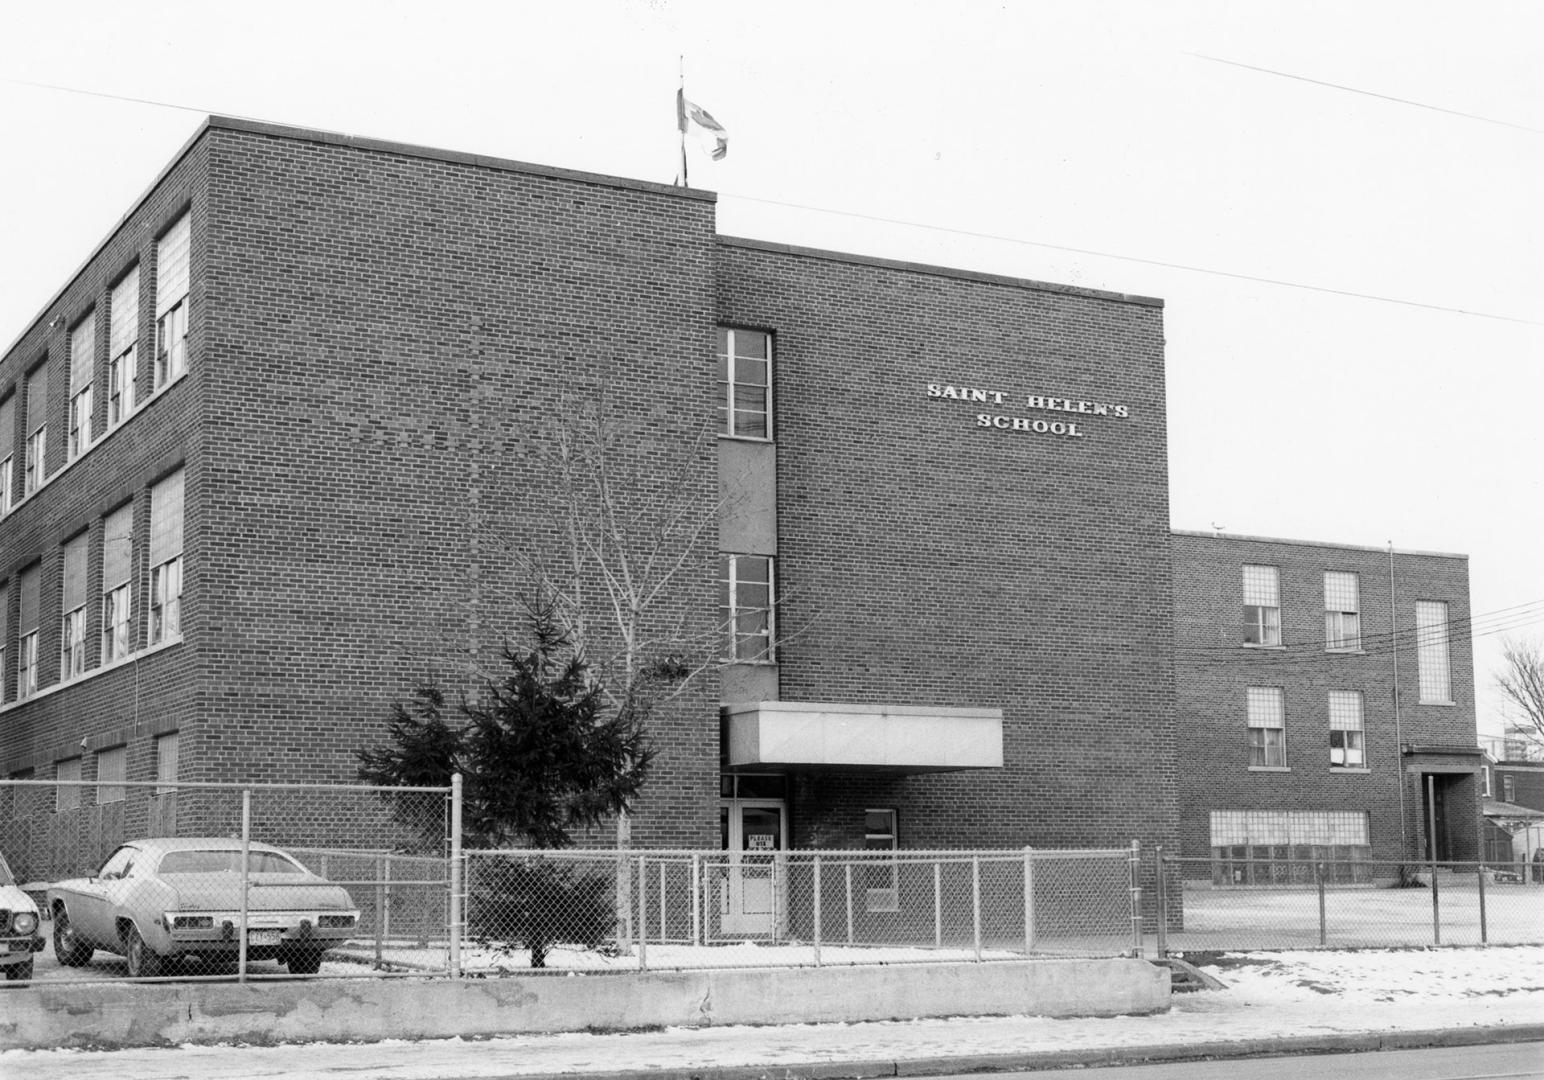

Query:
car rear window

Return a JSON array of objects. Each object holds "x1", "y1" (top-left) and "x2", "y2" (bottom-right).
[{"x1": 159, "y1": 850, "x2": 305, "y2": 874}]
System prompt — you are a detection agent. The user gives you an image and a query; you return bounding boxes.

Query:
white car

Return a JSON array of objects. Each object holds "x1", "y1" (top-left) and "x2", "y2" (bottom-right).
[
  {"x1": 0, "y1": 849, "x2": 44, "y2": 981},
  {"x1": 48, "y1": 838, "x2": 360, "y2": 977}
]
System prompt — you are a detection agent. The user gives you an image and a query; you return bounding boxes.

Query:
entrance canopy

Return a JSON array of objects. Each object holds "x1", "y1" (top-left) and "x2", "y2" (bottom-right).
[{"x1": 723, "y1": 701, "x2": 1004, "y2": 774}]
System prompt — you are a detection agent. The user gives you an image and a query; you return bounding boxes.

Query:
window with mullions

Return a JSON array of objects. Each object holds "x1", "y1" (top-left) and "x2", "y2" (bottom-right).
[
  {"x1": 60, "y1": 532, "x2": 89, "y2": 679},
  {"x1": 148, "y1": 469, "x2": 185, "y2": 645},
  {"x1": 1209, "y1": 809, "x2": 1371, "y2": 885},
  {"x1": 1415, "y1": 600, "x2": 1452, "y2": 703},
  {"x1": 23, "y1": 364, "x2": 48, "y2": 498},
  {"x1": 101, "y1": 502, "x2": 134, "y2": 663},
  {"x1": 716, "y1": 327, "x2": 771, "y2": 438},
  {"x1": 719, "y1": 553, "x2": 774, "y2": 661},
  {"x1": 1246, "y1": 686, "x2": 1286, "y2": 768},
  {"x1": 17, "y1": 564, "x2": 40, "y2": 699},
  {"x1": 0, "y1": 393, "x2": 13, "y2": 513},
  {"x1": 1242, "y1": 565, "x2": 1280, "y2": 646},
  {"x1": 1328, "y1": 690, "x2": 1365, "y2": 768},
  {"x1": 0, "y1": 582, "x2": 8, "y2": 704},
  {"x1": 108, "y1": 267, "x2": 139, "y2": 426},
  {"x1": 155, "y1": 213, "x2": 191, "y2": 389},
  {"x1": 67, "y1": 313, "x2": 95, "y2": 460},
  {"x1": 1324, "y1": 571, "x2": 1361, "y2": 651}
]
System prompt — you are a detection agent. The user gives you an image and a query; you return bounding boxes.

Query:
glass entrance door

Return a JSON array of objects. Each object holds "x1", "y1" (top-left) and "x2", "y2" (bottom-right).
[{"x1": 719, "y1": 800, "x2": 785, "y2": 936}]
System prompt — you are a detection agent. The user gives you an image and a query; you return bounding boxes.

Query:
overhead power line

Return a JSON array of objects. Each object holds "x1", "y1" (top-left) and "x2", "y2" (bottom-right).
[{"x1": 1186, "y1": 52, "x2": 1544, "y2": 136}]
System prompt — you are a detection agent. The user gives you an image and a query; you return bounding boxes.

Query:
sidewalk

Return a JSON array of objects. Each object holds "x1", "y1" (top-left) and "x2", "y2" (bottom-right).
[{"x1": 5, "y1": 946, "x2": 1543, "y2": 1079}]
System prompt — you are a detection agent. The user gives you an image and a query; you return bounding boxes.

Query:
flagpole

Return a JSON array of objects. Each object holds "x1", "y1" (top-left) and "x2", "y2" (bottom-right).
[{"x1": 678, "y1": 56, "x2": 689, "y2": 188}]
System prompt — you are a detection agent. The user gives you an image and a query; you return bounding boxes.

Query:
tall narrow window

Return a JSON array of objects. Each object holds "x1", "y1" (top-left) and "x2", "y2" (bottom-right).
[
  {"x1": 108, "y1": 267, "x2": 139, "y2": 426},
  {"x1": 155, "y1": 213, "x2": 191, "y2": 389},
  {"x1": 17, "y1": 563, "x2": 40, "y2": 698},
  {"x1": 716, "y1": 327, "x2": 771, "y2": 438},
  {"x1": 1328, "y1": 690, "x2": 1365, "y2": 768},
  {"x1": 1242, "y1": 565, "x2": 1281, "y2": 646},
  {"x1": 719, "y1": 553, "x2": 774, "y2": 661},
  {"x1": 101, "y1": 502, "x2": 134, "y2": 663},
  {"x1": 0, "y1": 582, "x2": 8, "y2": 705},
  {"x1": 56, "y1": 757, "x2": 82, "y2": 812},
  {"x1": 148, "y1": 469, "x2": 185, "y2": 644},
  {"x1": 154, "y1": 731, "x2": 179, "y2": 794},
  {"x1": 60, "y1": 532, "x2": 89, "y2": 679},
  {"x1": 1415, "y1": 600, "x2": 1452, "y2": 703},
  {"x1": 67, "y1": 313, "x2": 95, "y2": 460},
  {"x1": 97, "y1": 746, "x2": 127, "y2": 804},
  {"x1": 1324, "y1": 571, "x2": 1361, "y2": 651},
  {"x1": 1247, "y1": 686, "x2": 1286, "y2": 768},
  {"x1": 0, "y1": 393, "x2": 13, "y2": 514},
  {"x1": 23, "y1": 364, "x2": 48, "y2": 497}
]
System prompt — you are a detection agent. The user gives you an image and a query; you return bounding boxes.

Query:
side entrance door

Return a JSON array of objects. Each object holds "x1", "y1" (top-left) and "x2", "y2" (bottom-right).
[{"x1": 719, "y1": 800, "x2": 785, "y2": 937}]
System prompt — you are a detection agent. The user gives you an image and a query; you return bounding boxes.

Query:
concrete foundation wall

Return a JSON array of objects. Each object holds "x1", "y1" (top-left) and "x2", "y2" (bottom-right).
[{"x1": 1, "y1": 958, "x2": 1167, "y2": 1050}]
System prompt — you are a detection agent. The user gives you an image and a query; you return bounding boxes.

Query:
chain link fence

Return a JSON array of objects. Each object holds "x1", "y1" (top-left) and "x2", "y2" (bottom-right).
[
  {"x1": 0, "y1": 779, "x2": 453, "y2": 983},
  {"x1": 1157, "y1": 853, "x2": 1544, "y2": 954},
  {"x1": 461, "y1": 845, "x2": 1143, "y2": 972}
]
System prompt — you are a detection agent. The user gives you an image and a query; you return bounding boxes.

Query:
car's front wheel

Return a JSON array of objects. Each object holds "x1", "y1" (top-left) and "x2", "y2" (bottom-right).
[
  {"x1": 53, "y1": 906, "x2": 94, "y2": 966},
  {"x1": 3, "y1": 959, "x2": 32, "y2": 981},
  {"x1": 124, "y1": 924, "x2": 165, "y2": 978}
]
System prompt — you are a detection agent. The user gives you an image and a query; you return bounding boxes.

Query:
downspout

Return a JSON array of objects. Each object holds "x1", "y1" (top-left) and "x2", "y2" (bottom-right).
[{"x1": 1390, "y1": 542, "x2": 1410, "y2": 862}]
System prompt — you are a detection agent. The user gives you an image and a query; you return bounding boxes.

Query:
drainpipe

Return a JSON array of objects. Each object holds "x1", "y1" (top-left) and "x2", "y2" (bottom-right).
[{"x1": 1390, "y1": 542, "x2": 1409, "y2": 863}]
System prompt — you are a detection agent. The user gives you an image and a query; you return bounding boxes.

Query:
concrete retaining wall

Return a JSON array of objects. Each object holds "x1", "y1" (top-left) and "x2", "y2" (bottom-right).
[{"x1": 1, "y1": 958, "x2": 1167, "y2": 1050}]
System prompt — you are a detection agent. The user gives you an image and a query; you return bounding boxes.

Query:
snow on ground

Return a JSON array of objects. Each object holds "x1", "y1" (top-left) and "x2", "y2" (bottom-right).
[{"x1": 6, "y1": 946, "x2": 1543, "y2": 1080}]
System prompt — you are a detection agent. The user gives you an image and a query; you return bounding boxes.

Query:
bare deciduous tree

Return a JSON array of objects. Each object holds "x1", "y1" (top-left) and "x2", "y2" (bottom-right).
[{"x1": 1495, "y1": 637, "x2": 1544, "y2": 755}]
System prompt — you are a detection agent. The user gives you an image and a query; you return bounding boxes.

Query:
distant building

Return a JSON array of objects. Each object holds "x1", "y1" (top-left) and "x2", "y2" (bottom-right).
[{"x1": 1173, "y1": 531, "x2": 1481, "y2": 881}]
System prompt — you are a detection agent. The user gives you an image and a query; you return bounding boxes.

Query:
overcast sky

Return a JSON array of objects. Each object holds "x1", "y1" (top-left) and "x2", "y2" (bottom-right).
[{"x1": 2, "y1": 1, "x2": 1539, "y2": 735}]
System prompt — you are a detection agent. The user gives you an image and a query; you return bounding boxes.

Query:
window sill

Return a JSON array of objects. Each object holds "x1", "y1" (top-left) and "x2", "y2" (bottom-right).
[
  {"x1": 718, "y1": 434, "x2": 775, "y2": 445},
  {"x1": 0, "y1": 635, "x2": 184, "y2": 714},
  {"x1": 1330, "y1": 767, "x2": 1371, "y2": 774},
  {"x1": 1241, "y1": 643, "x2": 1285, "y2": 650},
  {"x1": 1418, "y1": 700, "x2": 1457, "y2": 707},
  {"x1": 1248, "y1": 766, "x2": 1291, "y2": 772},
  {"x1": 1325, "y1": 648, "x2": 1365, "y2": 655}
]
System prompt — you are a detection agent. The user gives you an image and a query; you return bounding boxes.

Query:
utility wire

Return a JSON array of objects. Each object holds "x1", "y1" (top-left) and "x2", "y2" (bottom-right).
[{"x1": 1186, "y1": 52, "x2": 1544, "y2": 136}]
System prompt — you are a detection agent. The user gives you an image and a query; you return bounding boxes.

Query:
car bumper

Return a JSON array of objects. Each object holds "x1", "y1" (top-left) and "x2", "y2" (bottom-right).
[
  {"x1": 161, "y1": 911, "x2": 360, "y2": 951},
  {"x1": 0, "y1": 934, "x2": 45, "y2": 961}
]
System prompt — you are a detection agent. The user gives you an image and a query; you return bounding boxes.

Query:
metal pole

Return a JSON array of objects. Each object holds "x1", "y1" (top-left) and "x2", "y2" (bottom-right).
[
  {"x1": 845, "y1": 863, "x2": 854, "y2": 944},
  {"x1": 1428, "y1": 774, "x2": 1441, "y2": 946},
  {"x1": 1315, "y1": 860, "x2": 1327, "y2": 947},
  {"x1": 1023, "y1": 847, "x2": 1036, "y2": 955},
  {"x1": 658, "y1": 862, "x2": 667, "y2": 943},
  {"x1": 971, "y1": 855, "x2": 982, "y2": 962},
  {"x1": 637, "y1": 855, "x2": 648, "y2": 971},
  {"x1": 1128, "y1": 840, "x2": 1143, "y2": 958},
  {"x1": 449, "y1": 774, "x2": 462, "y2": 979},
  {"x1": 690, "y1": 853, "x2": 701, "y2": 947},
  {"x1": 812, "y1": 855, "x2": 822, "y2": 967},
  {"x1": 933, "y1": 862, "x2": 942, "y2": 948},
  {"x1": 383, "y1": 855, "x2": 393, "y2": 948},
  {"x1": 1389, "y1": 543, "x2": 1409, "y2": 862},
  {"x1": 1477, "y1": 862, "x2": 1488, "y2": 945},
  {"x1": 1154, "y1": 846, "x2": 1167, "y2": 958},
  {"x1": 374, "y1": 854, "x2": 385, "y2": 964},
  {"x1": 238, "y1": 789, "x2": 251, "y2": 982}
]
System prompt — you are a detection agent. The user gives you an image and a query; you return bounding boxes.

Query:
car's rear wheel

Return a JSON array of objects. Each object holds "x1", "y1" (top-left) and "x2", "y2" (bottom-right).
[
  {"x1": 3, "y1": 959, "x2": 33, "y2": 981},
  {"x1": 124, "y1": 924, "x2": 165, "y2": 978},
  {"x1": 283, "y1": 946, "x2": 325, "y2": 975},
  {"x1": 53, "y1": 906, "x2": 94, "y2": 966}
]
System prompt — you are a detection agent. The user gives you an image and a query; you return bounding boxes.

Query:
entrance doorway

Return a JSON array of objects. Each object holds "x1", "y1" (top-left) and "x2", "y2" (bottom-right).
[
  {"x1": 718, "y1": 778, "x2": 787, "y2": 937},
  {"x1": 1422, "y1": 773, "x2": 1454, "y2": 862}
]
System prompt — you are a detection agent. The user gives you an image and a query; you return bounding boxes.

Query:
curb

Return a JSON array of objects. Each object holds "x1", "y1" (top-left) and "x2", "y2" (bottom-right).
[{"x1": 459, "y1": 1025, "x2": 1544, "y2": 1080}]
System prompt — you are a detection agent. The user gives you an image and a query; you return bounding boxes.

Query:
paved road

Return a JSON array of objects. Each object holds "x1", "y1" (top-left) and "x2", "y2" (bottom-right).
[{"x1": 1014, "y1": 1041, "x2": 1544, "y2": 1078}]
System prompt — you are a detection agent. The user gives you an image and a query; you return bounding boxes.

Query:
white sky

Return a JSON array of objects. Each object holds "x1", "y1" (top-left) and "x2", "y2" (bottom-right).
[{"x1": 2, "y1": 1, "x2": 1540, "y2": 734}]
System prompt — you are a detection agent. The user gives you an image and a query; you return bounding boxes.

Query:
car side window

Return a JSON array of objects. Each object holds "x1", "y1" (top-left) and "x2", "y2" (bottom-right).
[{"x1": 97, "y1": 847, "x2": 136, "y2": 879}]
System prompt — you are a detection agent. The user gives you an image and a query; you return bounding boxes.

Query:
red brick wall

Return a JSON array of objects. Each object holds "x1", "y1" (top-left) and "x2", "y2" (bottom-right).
[
  {"x1": 1171, "y1": 532, "x2": 1480, "y2": 865},
  {"x1": 716, "y1": 238, "x2": 1178, "y2": 854}
]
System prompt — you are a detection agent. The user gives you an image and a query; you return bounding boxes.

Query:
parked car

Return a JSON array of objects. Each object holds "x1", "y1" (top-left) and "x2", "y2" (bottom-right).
[
  {"x1": 47, "y1": 838, "x2": 360, "y2": 977},
  {"x1": 0, "y1": 849, "x2": 45, "y2": 981}
]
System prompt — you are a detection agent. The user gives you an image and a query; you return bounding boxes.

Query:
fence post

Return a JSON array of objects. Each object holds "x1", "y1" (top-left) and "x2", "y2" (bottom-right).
[
  {"x1": 374, "y1": 854, "x2": 385, "y2": 965},
  {"x1": 933, "y1": 862, "x2": 942, "y2": 948},
  {"x1": 1154, "y1": 845, "x2": 1167, "y2": 958},
  {"x1": 383, "y1": 855, "x2": 393, "y2": 948},
  {"x1": 1431, "y1": 863, "x2": 1442, "y2": 947},
  {"x1": 690, "y1": 853, "x2": 701, "y2": 947},
  {"x1": 1315, "y1": 861, "x2": 1327, "y2": 947},
  {"x1": 238, "y1": 788, "x2": 251, "y2": 983},
  {"x1": 972, "y1": 855, "x2": 982, "y2": 961},
  {"x1": 1477, "y1": 863, "x2": 1488, "y2": 946},
  {"x1": 449, "y1": 773, "x2": 462, "y2": 979},
  {"x1": 636, "y1": 855, "x2": 648, "y2": 971},
  {"x1": 845, "y1": 863, "x2": 854, "y2": 944},
  {"x1": 813, "y1": 855, "x2": 822, "y2": 967},
  {"x1": 1022, "y1": 847, "x2": 1036, "y2": 956},
  {"x1": 658, "y1": 861, "x2": 667, "y2": 944},
  {"x1": 1128, "y1": 840, "x2": 1143, "y2": 958}
]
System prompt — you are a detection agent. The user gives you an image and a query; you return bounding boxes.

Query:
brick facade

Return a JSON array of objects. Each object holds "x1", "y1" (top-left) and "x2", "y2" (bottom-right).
[{"x1": 1172, "y1": 531, "x2": 1480, "y2": 872}]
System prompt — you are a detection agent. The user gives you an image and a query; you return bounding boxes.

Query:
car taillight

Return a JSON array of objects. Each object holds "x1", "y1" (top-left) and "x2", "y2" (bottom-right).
[
  {"x1": 317, "y1": 914, "x2": 356, "y2": 929},
  {"x1": 170, "y1": 915, "x2": 214, "y2": 930}
]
